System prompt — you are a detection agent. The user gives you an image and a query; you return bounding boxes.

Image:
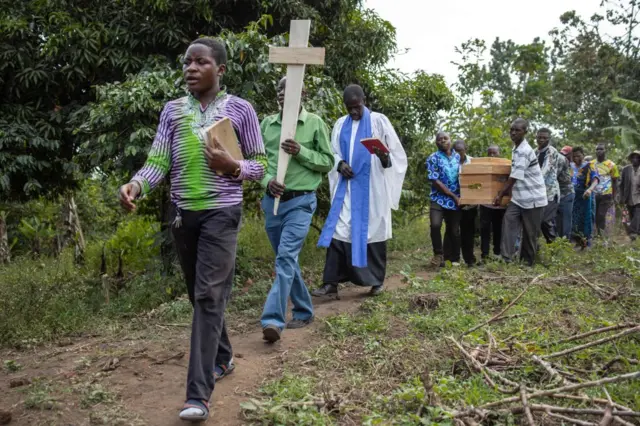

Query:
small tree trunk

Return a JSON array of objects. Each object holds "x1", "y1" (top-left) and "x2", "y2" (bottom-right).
[
  {"x1": 0, "y1": 212, "x2": 10, "y2": 264},
  {"x1": 61, "y1": 193, "x2": 86, "y2": 263}
]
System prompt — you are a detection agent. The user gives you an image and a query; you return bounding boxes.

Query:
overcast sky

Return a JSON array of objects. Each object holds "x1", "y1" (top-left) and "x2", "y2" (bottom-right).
[{"x1": 364, "y1": 0, "x2": 607, "y2": 86}]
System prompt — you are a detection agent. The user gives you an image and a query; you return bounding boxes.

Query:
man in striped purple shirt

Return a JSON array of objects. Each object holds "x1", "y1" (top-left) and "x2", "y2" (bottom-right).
[{"x1": 118, "y1": 38, "x2": 266, "y2": 422}]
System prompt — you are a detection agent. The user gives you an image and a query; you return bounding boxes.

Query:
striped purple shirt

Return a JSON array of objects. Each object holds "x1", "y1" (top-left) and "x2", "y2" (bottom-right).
[{"x1": 132, "y1": 92, "x2": 267, "y2": 211}]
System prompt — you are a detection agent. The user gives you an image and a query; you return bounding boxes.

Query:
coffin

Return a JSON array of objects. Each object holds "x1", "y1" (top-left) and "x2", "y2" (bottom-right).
[{"x1": 459, "y1": 157, "x2": 512, "y2": 206}]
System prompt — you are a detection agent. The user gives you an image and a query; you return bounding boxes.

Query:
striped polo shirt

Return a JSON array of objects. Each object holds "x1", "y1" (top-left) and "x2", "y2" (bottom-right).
[
  {"x1": 132, "y1": 92, "x2": 267, "y2": 211},
  {"x1": 510, "y1": 140, "x2": 548, "y2": 209}
]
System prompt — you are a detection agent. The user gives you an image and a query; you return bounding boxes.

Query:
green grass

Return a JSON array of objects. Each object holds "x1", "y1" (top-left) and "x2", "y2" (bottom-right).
[
  {"x1": 0, "y1": 215, "x2": 430, "y2": 346},
  {"x1": 242, "y1": 240, "x2": 640, "y2": 425}
]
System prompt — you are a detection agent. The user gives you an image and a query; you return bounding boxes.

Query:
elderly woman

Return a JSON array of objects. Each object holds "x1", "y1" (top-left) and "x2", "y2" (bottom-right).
[{"x1": 571, "y1": 147, "x2": 600, "y2": 248}]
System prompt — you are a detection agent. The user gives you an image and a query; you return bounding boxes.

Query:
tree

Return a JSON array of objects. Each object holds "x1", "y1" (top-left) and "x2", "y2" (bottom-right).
[{"x1": 0, "y1": 0, "x2": 395, "y2": 202}]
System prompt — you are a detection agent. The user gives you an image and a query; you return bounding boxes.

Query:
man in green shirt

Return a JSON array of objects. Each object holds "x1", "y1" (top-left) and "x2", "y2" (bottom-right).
[{"x1": 260, "y1": 77, "x2": 335, "y2": 343}]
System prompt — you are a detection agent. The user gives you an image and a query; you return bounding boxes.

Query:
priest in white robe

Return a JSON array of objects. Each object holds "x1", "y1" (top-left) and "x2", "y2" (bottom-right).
[{"x1": 313, "y1": 84, "x2": 407, "y2": 298}]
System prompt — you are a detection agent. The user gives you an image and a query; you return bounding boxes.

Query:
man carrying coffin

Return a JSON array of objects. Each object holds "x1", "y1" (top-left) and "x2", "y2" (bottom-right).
[{"x1": 313, "y1": 84, "x2": 407, "y2": 298}]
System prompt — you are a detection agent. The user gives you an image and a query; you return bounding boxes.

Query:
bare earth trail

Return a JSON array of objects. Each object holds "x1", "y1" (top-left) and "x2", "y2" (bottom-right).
[{"x1": 2, "y1": 272, "x2": 431, "y2": 426}]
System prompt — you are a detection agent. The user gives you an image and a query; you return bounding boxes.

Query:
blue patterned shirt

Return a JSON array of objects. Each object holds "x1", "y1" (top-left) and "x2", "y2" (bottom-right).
[{"x1": 427, "y1": 150, "x2": 461, "y2": 210}]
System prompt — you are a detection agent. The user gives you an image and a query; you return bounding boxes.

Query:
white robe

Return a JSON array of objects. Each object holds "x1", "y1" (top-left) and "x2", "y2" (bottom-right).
[{"x1": 329, "y1": 112, "x2": 408, "y2": 244}]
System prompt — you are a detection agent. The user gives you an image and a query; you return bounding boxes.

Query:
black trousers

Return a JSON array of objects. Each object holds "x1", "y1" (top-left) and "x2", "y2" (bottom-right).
[
  {"x1": 430, "y1": 202, "x2": 461, "y2": 262},
  {"x1": 322, "y1": 238, "x2": 386, "y2": 288},
  {"x1": 595, "y1": 194, "x2": 614, "y2": 235},
  {"x1": 443, "y1": 208, "x2": 477, "y2": 265},
  {"x1": 172, "y1": 205, "x2": 241, "y2": 402},
  {"x1": 480, "y1": 206, "x2": 505, "y2": 258},
  {"x1": 541, "y1": 197, "x2": 559, "y2": 243}
]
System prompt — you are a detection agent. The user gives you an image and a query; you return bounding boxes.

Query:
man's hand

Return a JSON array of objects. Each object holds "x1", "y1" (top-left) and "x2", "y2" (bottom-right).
[
  {"x1": 281, "y1": 139, "x2": 300, "y2": 156},
  {"x1": 338, "y1": 161, "x2": 354, "y2": 179},
  {"x1": 453, "y1": 195, "x2": 461, "y2": 207},
  {"x1": 373, "y1": 146, "x2": 389, "y2": 162},
  {"x1": 584, "y1": 188, "x2": 593, "y2": 200},
  {"x1": 268, "y1": 179, "x2": 286, "y2": 198},
  {"x1": 493, "y1": 194, "x2": 503, "y2": 207},
  {"x1": 119, "y1": 182, "x2": 140, "y2": 212},
  {"x1": 205, "y1": 138, "x2": 240, "y2": 175}
]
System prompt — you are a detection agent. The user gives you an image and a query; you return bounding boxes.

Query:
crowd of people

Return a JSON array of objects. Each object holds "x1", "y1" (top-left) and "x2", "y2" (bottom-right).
[
  {"x1": 114, "y1": 37, "x2": 640, "y2": 422},
  {"x1": 427, "y1": 118, "x2": 640, "y2": 269},
  {"x1": 118, "y1": 38, "x2": 407, "y2": 422}
]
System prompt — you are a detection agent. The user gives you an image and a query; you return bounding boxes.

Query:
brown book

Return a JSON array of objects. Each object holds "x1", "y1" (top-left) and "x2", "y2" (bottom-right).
[{"x1": 203, "y1": 117, "x2": 244, "y2": 175}]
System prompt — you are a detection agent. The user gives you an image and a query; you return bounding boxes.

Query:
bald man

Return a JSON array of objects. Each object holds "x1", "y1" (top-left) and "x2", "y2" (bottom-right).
[
  {"x1": 494, "y1": 118, "x2": 547, "y2": 266},
  {"x1": 314, "y1": 84, "x2": 407, "y2": 298},
  {"x1": 259, "y1": 76, "x2": 335, "y2": 343}
]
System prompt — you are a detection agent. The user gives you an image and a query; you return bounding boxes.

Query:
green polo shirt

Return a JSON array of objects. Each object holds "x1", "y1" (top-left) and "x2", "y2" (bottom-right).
[{"x1": 260, "y1": 108, "x2": 334, "y2": 191}]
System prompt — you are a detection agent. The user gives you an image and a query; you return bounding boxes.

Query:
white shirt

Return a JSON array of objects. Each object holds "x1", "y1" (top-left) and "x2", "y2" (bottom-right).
[{"x1": 329, "y1": 112, "x2": 408, "y2": 243}]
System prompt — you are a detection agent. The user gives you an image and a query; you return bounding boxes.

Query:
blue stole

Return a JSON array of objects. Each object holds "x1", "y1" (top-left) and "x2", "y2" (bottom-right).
[{"x1": 318, "y1": 108, "x2": 372, "y2": 267}]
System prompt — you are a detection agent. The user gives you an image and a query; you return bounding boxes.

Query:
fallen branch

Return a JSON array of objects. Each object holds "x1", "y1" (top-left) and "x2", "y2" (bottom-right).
[
  {"x1": 520, "y1": 384, "x2": 535, "y2": 426},
  {"x1": 531, "y1": 354, "x2": 571, "y2": 386},
  {"x1": 543, "y1": 326, "x2": 640, "y2": 359},
  {"x1": 522, "y1": 404, "x2": 640, "y2": 418},
  {"x1": 602, "y1": 387, "x2": 634, "y2": 426},
  {"x1": 547, "y1": 323, "x2": 637, "y2": 347},
  {"x1": 465, "y1": 371, "x2": 640, "y2": 411},
  {"x1": 461, "y1": 274, "x2": 544, "y2": 337},
  {"x1": 447, "y1": 336, "x2": 520, "y2": 393},
  {"x1": 574, "y1": 272, "x2": 607, "y2": 296},
  {"x1": 545, "y1": 411, "x2": 597, "y2": 426},
  {"x1": 550, "y1": 394, "x2": 633, "y2": 413}
]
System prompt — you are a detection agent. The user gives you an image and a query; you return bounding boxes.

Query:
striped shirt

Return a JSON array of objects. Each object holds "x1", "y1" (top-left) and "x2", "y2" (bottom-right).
[
  {"x1": 510, "y1": 140, "x2": 548, "y2": 209},
  {"x1": 132, "y1": 92, "x2": 267, "y2": 211}
]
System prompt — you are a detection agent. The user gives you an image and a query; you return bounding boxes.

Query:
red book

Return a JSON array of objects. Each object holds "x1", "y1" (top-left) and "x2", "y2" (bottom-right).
[{"x1": 360, "y1": 138, "x2": 389, "y2": 154}]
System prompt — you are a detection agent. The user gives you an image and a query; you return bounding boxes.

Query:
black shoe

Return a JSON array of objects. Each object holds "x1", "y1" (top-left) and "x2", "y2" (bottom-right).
[
  {"x1": 312, "y1": 284, "x2": 338, "y2": 297},
  {"x1": 369, "y1": 286, "x2": 383, "y2": 296},
  {"x1": 262, "y1": 325, "x2": 281, "y2": 343},
  {"x1": 286, "y1": 317, "x2": 314, "y2": 329}
]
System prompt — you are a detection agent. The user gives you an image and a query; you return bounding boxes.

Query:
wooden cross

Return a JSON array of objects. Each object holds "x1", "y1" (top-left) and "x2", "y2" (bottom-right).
[{"x1": 268, "y1": 20, "x2": 325, "y2": 215}]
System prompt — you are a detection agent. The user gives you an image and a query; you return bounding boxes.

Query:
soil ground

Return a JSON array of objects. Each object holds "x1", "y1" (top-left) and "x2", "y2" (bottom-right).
[{"x1": 1, "y1": 272, "x2": 430, "y2": 426}]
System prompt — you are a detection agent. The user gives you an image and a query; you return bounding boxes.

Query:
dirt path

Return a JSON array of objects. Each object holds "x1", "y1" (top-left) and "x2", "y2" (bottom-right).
[{"x1": 2, "y1": 273, "x2": 428, "y2": 426}]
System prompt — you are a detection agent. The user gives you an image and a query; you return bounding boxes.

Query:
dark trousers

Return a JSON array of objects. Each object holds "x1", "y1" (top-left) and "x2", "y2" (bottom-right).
[
  {"x1": 480, "y1": 206, "x2": 505, "y2": 258},
  {"x1": 456, "y1": 208, "x2": 477, "y2": 265},
  {"x1": 629, "y1": 204, "x2": 640, "y2": 237},
  {"x1": 172, "y1": 205, "x2": 241, "y2": 402},
  {"x1": 595, "y1": 194, "x2": 614, "y2": 235},
  {"x1": 430, "y1": 202, "x2": 461, "y2": 262},
  {"x1": 501, "y1": 203, "x2": 544, "y2": 266},
  {"x1": 556, "y1": 193, "x2": 575, "y2": 239},
  {"x1": 323, "y1": 238, "x2": 387, "y2": 288},
  {"x1": 541, "y1": 197, "x2": 559, "y2": 243}
]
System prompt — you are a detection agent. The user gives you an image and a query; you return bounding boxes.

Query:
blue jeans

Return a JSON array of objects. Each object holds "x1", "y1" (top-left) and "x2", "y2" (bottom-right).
[
  {"x1": 260, "y1": 193, "x2": 316, "y2": 331},
  {"x1": 556, "y1": 192, "x2": 575, "y2": 239}
]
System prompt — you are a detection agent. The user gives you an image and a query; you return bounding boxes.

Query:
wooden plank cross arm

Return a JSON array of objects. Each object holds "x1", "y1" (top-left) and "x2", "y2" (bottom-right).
[{"x1": 268, "y1": 19, "x2": 325, "y2": 215}]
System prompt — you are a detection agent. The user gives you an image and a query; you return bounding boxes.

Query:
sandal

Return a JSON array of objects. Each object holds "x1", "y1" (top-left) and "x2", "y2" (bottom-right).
[
  {"x1": 214, "y1": 360, "x2": 235, "y2": 381},
  {"x1": 179, "y1": 399, "x2": 209, "y2": 422}
]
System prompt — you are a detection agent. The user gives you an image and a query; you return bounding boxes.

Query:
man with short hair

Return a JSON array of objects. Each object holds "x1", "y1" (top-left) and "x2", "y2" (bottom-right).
[
  {"x1": 259, "y1": 77, "x2": 335, "y2": 343},
  {"x1": 619, "y1": 151, "x2": 640, "y2": 240},
  {"x1": 556, "y1": 146, "x2": 575, "y2": 239},
  {"x1": 535, "y1": 128, "x2": 560, "y2": 243},
  {"x1": 313, "y1": 84, "x2": 407, "y2": 298},
  {"x1": 591, "y1": 143, "x2": 619, "y2": 239},
  {"x1": 427, "y1": 132, "x2": 461, "y2": 267},
  {"x1": 494, "y1": 118, "x2": 547, "y2": 266}
]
